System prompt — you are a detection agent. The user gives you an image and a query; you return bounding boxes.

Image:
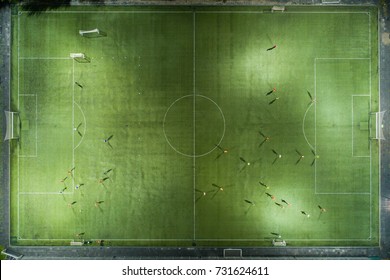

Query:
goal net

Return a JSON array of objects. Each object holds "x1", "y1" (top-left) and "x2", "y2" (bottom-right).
[
  {"x1": 70, "y1": 53, "x2": 90, "y2": 63},
  {"x1": 370, "y1": 111, "x2": 386, "y2": 140},
  {"x1": 79, "y1": 28, "x2": 106, "y2": 38},
  {"x1": 271, "y1": 6, "x2": 285, "y2": 13},
  {"x1": 4, "y1": 111, "x2": 20, "y2": 141},
  {"x1": 272, "y1": 239, "x2": 286, "y2": 247}
]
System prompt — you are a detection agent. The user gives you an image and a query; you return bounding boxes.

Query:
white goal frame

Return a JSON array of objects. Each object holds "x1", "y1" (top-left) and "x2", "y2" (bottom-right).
[
  {"x1": 4, "y1": 111, "x2": 19, "y2": 141},
  {"x1": 370, "y1": 111, "x2": 386, "y2": 140},
  {"x1": 79, "y1": 28, "x2": 106, "y2": 37},
  {"x1": 271, "y1": 6, "x2": 285, "y2": 13},
  {"x1": 70, "y1": 53, "x2": 90, "y2": 63}
]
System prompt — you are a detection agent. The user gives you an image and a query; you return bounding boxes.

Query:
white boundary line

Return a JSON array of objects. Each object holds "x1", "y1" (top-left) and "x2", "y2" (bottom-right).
[
  {"x1": 314, "y1": 59, "x2": 317, "y2": 193},
  {"x1": 19, "y1": 192, "x2": 71, "y2": 195},
  {"x1": 14, "y1": 9, "x2": 379, "y2": 244},
  {"x1": 18, "y1": 238, "x2": 194, "y2": 241},
  {"x1": 196, "y1": 11, "x2": 367, "y2": 14},
  {"x1": 16, "y1": 237, "x2": 372, "y2": 242},
  {"x1": 302, "y1": 102, "x2": 315, "y2": 151},
  {"x1": 72, "y1": 59, "x2": 75, "y2": 189},
  {"x1": 17, "y1": 10, "x2": 370, "y2": 15},
  {"x1": 368, "y1": 11, "x2": 373, "y2": 240},
  {"x1": 351, "y1": 95, "x2": 371, "y2": 158},
  {"x1": 314, "y1": 192, "x2": 370, "y2": 195},
  {"x1": 192, "y1": 11, "x2": 196, "y2": 241},
  {"x1": 18, "y1": 11, "x2": 193, "y2": 14},
  {"x1": 7, "y1": 19, "x2": 11, "y2": 243},
  {"x1": 315, "y1": 57, "x2": 370, "y2": 60},
  {"x1": 19, "y1": 57, "x2": 70, "y2": 60},
  {"x1": 376, "y1": 6, "x2": 380, "y2": 243},
  {"x1": 17, "y1": 13, "x2": 20, "y2": 239}
]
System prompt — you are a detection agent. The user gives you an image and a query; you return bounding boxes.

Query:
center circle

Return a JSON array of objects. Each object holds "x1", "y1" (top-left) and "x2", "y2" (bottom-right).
[{"x1": 163, "y1": 95, "x2": 225, "y2": 157}]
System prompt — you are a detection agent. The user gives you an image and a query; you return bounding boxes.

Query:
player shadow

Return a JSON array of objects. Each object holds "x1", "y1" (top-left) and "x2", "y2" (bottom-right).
[
  {"x1": 195, "y1": 189, "x2": 214, "y2": 203},
  {"x1": 244, "y1": 200, "x2": 255, "y2": 215},
  {"x1": 95, "y1": 200, "x2": 105, "y2": 212},
  {"x1": 210, "y1": 183, "x2": 233, "y2": 199},
  {"x1": 214, "y1": 144, "x2": 235, "y2": 160},
  {"x1": 75, "y1": 122, "x2": 83, "y2": 137},
  {"x1": 239, "y1": 157, "x2": 260, "y2": 172},
  {"x1": 271, "y1": 149, "x2": 282, "y2": 165},
  {"x1": 104, "y1": 135, "x2": 114, "y2": 148}
]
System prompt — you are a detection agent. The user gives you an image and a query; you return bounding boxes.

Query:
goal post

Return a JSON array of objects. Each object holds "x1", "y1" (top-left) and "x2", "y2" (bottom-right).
[
  {"x1": 70, "y1": 53, "x2": 91, "y2": 63},
  {"x1": 272, "y1": 239, "x2": 286, "y2": 246},
  {"x1": 79, "y1": 28, "x2": 106, "y2": 38},
  {"x1": 271, "y1": 6, "x2": 285, "y2": 13},
  {"x1": 369, "y1": 111, "x2": 386, "y2": 140},
  {"x1": 4, "y1": 111, "x2": 20, "y2": 141}
]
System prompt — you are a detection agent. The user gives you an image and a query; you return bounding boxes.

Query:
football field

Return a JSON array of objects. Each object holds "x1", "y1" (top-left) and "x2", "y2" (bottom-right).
[{"x1": 10, "y1": 5, "x2": 379, "y2": 247}]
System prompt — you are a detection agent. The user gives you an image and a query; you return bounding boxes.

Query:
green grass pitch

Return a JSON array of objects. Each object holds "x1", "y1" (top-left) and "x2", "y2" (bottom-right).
[{"x1": 10, "y1": 5, "x2": 379, "y2": 247}]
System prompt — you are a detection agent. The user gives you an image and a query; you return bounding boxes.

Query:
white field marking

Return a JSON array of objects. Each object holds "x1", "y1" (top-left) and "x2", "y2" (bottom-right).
[
  {"x1": 73, "y1": 101, "x2": 87, "y2": 150},
  {"x1": 162, "y1": 95, "x2": 226, "y2": 158},
  {"x1": 315, "y1": 192, "x2": 370, "y2": 195},
  {"x1": 19, "y1": 11, "x2": 193, "y2": 14},
  {"x1": 16, "y1": 8, "x2": 377, "y2": 244},
  {"x1": 369, "y1": 12, "x2": 371, "y2": 60},
  {"x1": 196, "y1": 11, "x2": 368, "y2": 14},
  {"x1": 17, "y1": 14, "x2": 20, "y2": 239},
  {"x1": 35, "y1": 94, "x2": 38, "y2": 157},
  {"x1": 16, "y1": 237, "x2": 373, "y2": 242},
  {"x1": 19, "y1": 192, "x2": 72, "y2": 195},
  {"x1": 18, "y1": 238, "x2": 195, "y2": 242},
  {"x1": 18, "y1": 155, "x2": 38, "y2": 158},
  {"x1": 302, "y1": 102, "x2": 315, "y2": 151},
  {"x1": 314, "y1": 59, "x2": 317, "y2": 194},
  {"x1": 17, "y1": 10, "x2": 369, "y2": 15},
  {"x1": 315, "y1": 58, "x2": 370, "y2": 60},
  {"x1": 196, "y1": 238, "x2": 372, "y2": 241},
  {"x1": 314, "y1": 57, "x2": 373, "y2": 196},
  {"x1": 193, "y1": 11, "x2": 196, "y2": 241},
  {"x1": 19, "y1": 57, "x2": 70, "y2": 60},
  {"x1": 369, "y1": 12, "x2": 373, "y2": 239},
  {"x1": 374, "y1": 8, "x2": 381, "y2": 240},
  {"x1": 8, "y1": 13, "x2": 11, "y2": 241},
  {"x1": 72, "y1": 59, "x2": 75, "y2": 190},
  {"x1": 351, "y1": 95, "x2": 371, "y2": 158}
]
